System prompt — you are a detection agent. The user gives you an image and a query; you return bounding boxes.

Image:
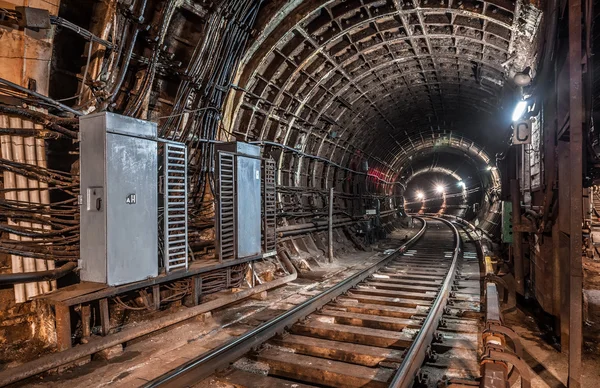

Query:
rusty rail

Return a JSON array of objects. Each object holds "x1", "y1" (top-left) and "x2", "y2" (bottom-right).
[
  {"x1": 432, "y1": 214, "x2": 534, "y2": 388},
  {"x1": 144, "y1": 217, "x2": 429, "y2": 387},
  {"x1": 389, "y1": 216, "x2": 461, "y2": 388}
]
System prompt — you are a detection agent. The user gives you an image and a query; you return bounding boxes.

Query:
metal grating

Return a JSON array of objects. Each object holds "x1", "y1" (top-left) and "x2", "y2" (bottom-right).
[
  {"x1": 217, "y1": 152, "x2": 236, "y2": 261},
  {"x1": 262, "y1": 158, "x2": 277, "y2": 253},
  {"x1": 164, "y1": 142, "x2": 188, "y2": 272}
]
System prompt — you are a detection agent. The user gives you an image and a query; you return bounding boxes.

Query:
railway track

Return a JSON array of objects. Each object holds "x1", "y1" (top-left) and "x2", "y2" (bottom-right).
[{"x1": 145, "y1": 217, "x2": 486, "y2": 388}]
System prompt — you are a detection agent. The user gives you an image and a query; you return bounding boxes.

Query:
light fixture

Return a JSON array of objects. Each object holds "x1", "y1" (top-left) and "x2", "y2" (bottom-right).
[
  {"x1": 416, "y1": 191, "x2": 424, "y2": 200},
  {"x1": 512, "y1": 100, "x2": 527, "y2": 121},
  {"x1": 435, "y1": 185, "x2": 445, "y2": 194},
  {"x1": 486, "y1": 166, "x2": 493, "y2": 171},
  {"x1": 513, "y1": 68, "x2": 532, "y2": 86},
  {"x1": 457, "y1": 181, "x2": 465, "y2": 188}
]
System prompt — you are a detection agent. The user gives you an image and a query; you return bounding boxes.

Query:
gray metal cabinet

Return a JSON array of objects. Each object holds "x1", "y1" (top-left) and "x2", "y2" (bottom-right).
[{"x1": 79, "y1": 112, "x2": 158, "y2": 286}]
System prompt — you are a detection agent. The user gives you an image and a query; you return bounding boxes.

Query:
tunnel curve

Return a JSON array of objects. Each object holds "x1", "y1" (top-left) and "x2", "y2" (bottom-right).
[{"x1": 221, "y1": 0, "x2": 539, "y2": 231}]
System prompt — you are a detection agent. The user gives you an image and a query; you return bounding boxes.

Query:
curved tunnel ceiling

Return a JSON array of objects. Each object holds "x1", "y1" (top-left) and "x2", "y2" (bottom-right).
[{"x1": 225, "y1": 0, "x2": 542, "y2": 182}]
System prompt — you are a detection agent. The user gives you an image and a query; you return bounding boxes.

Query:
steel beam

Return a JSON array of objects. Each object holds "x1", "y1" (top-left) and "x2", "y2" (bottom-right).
[
  {"x1": 567, "y1": 0, "x2": 583, "y2": 383},
  {"x1": 328, "y1": 187, "x2": 334, "y2": 263},
  {"x1": 511, "y1": 179, "x2": 525, "y2": 295}
]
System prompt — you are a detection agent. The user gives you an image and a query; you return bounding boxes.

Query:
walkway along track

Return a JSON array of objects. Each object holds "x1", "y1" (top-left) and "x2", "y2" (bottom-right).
[{"x1": 144, "y1": 216, "x2": 484, "y2": 388}]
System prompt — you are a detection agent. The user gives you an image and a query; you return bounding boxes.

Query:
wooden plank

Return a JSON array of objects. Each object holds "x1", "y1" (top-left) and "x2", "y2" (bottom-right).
[
  {"x1": 255, "y1": 348, "x2": 393, "y2": 388},
  {"x1": 395, "y1": 258, "x2": 449, "y2": 263},
  {"x1": 99, "y1": 298, "x2": 110, "y2": 336},
  {"x1": 344, "y1": 292, "x2": 432, "y2": 308},
  {"x1": 388, "y1": 262, "x2": 449, "y2": 269},
  {"x1": 368, "y1": 277, "x2": 441, "y2": 286},
  {"x1": 332, "y1": 300, "x2": 418, "y2": 318},
  {"x1": 353, "y1": 286, "x2": 437, "y2": 300},
  {"x1": 363, "y1": 281, "x2": 438, "y2": 292},
  {"x1": 392, "y1": 261, "x2": 447, "y2": 267},
  {"x1": 291, "y1": 317, "x2": 414, "y2": 349},
  {"x1": 379, "y1": 269, "x2": 446, "y2": 279},
  {"x1": 272, "y1": 334, "x2": 405, "y2": 367},
  {"x1": 37, "y1": 256, "x2": 261, "y2": 306},
  {"x1": 317, "y1": 309, "x2": 421, "y2": 331},
  {"x1": 54, "y1": 303, "x2": 72, "y2": 351},
  {"x1": 217, "y1": 368, "x2": 318, "y2": 388},
  {"x1": 81, "y1": 304, "x2": 91, "y2": 338},
  {"x1": 153, "y1": 285, "x2": 161, "y2": 310},
  {"x1": 40, "y1": 282, "x2": 107, "y2": 303}
]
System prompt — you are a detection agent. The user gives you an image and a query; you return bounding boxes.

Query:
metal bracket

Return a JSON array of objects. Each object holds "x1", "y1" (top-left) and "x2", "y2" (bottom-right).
[{"x1": 481, "y1": 348, "x2": 533, "y2": 388}]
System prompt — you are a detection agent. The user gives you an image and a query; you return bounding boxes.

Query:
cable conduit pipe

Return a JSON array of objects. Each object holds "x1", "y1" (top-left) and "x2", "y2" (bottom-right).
[
  {"x1": 249, "y1": 140, "x2": 405, "y2": 188},
  {"x1": 0, "y1": 262, "x2": 76, "y2": 285}
]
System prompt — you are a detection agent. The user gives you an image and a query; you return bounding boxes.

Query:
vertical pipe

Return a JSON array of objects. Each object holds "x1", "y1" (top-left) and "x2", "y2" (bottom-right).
[
  {"x1": 0, "y1": 126, "x2": 25, "y2": 303},
  {"x1": 510, "y1": 179, "x2": 525, "y2": 295},
  {"x1": 35, "y1": 136, "x2": 56, "y2": 290},
  {"x1": 10, "y1": 130, "x2": 39, "y2": 299},
  {"x1": 328, "y1": 187, "x2": 334, "y2": 263},
  {"x1": 568, "y1": 0, "x2": 583, "y2": 382},
  {"x1": 23, "y1": 132, "x2": 50, "y2": 293}
]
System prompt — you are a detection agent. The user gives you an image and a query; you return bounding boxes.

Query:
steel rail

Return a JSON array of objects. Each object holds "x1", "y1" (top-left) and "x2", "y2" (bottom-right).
[
  {"x1": 389, "y1": 216, "x2": 462, "y2": 388},
  {"x1": 144, "y1": 217, "x2": 428, "y2": 388}
]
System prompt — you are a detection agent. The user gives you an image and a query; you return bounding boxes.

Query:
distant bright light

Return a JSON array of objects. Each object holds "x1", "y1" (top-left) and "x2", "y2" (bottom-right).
[
  {"x1": 512, "y1": 100, "x2": 528, "y2": 121},
  {"x1": 435, "y1": 185, "x2": 445, "y2": 194},
  {"x1": 457, "y1": 181, "x2": 466, "y2": 188},
  {"x1": 416, "y1": 191, "x2": 425, "y2": 200},
  {"x1": 486, "y1": 166, "x2": 493, "y2": 171}
]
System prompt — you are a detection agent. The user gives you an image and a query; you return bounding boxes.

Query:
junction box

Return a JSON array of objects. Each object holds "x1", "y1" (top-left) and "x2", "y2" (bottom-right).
[{"x1": 79, "y1": 112, "x2": 158, "y2": 285}]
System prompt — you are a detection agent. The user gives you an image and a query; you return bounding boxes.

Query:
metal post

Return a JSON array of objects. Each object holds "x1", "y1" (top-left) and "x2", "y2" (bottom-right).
[
  {"x1": 328, "y1": 187, "x2": 334, "y2": 263},
  {"x1": 510, "y1": 179, "x2": 525, "y2": 295},
  {"x1": 568, "y1": 0, "x2": 583, "y2": 383}
]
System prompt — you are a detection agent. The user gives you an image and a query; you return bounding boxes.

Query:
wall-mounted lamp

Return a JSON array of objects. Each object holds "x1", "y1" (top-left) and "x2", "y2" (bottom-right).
[{"x1": 512, "y1": 100, "x2": 528, "y2": 121}]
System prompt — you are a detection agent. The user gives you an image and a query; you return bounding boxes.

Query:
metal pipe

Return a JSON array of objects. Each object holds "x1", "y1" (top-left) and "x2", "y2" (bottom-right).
[
  {"x1": 10, "y1": 130, "x2": 39, "y2": 299},
  {"x1": 0, "y1": 78, "x2": 82, "y2": 116},
  {"x1": 23, "y1": 131, "x2": 50, "y2": 293},
  {"x1": 328, "y1": 187, "x2": 334, "y2": 263},
  {"x1": 0, "y1": 123, "x2": 25, "y2": 303},
  {"x1": 278, "y1": 220, "x2": 356, "y2": 237},
  {"x1": 0, "y1": 262, "x2": 76, "y2": 285},
  {"x1": 0, "y1": 260, "x2": 297, "y2": 387},
  {"x1": 510, "y1": 179, "x2": 525, "y2": 295},
  {"x1": 35, "y1": 136, "x2": 56, "y2": 289},
  {"x1": 276, "y1": 209, "x2": 395, "y2": 234}
]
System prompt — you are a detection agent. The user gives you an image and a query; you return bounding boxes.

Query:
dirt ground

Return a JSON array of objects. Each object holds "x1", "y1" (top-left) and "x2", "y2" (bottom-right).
[{"x1": 504, "y1": 307, "x2": 600, "y2": 388}]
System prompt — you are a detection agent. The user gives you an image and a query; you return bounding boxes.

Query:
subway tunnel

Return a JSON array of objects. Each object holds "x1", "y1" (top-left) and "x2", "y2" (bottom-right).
[{"x1": 0, "y1": 0, "x2": 597, "y2": 387}]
